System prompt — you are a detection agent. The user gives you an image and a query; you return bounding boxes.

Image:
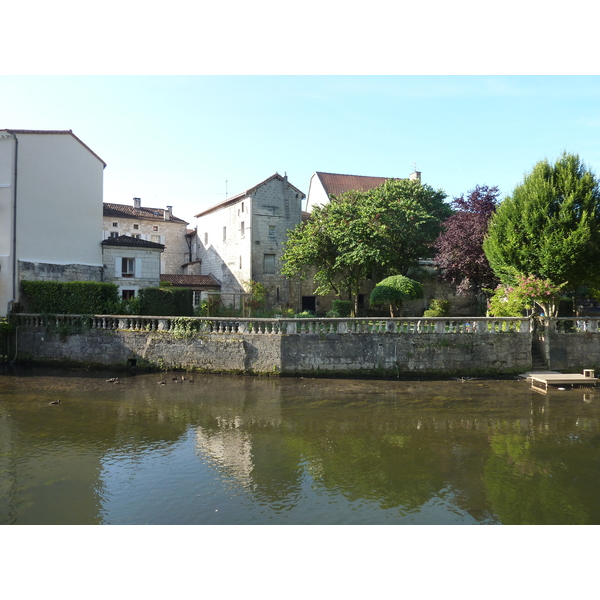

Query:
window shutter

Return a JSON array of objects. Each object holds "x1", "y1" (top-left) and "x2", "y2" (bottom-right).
[
  {"x1": 160, "y1": 235, "x2": 165, "y2": 245},
  {"x1": 114, "y1": 257, "x2": 120, "y2": 278},
  {"x1": 135, "y1": 258, "x2": 142, "y2": 278}
]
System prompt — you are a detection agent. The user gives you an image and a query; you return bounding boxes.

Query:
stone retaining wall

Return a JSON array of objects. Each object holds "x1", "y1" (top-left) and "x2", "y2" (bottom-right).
[{"x1": 11, "y1": 315, "x2": 534, "y2": 377}]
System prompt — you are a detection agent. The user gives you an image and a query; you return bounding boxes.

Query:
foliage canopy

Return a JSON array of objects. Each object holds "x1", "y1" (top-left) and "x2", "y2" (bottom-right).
[
  {"x1": 434, "y1": 185, "x2": 500, "y2": 298},
  {"x1": 281, "y1": 179, "x2": 449, "y2": 314},
  {"x1": 483, "y1": 153, "x2": 600, "y2": 290}
]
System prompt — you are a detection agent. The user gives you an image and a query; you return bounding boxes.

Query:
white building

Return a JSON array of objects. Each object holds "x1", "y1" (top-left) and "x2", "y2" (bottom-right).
[
  {"x1": 101, "y1": 235, "x2": 164, "y2": 299},
  {"x1": 306, "y1": 171, "x2": 421, "y2": 212},
  {"x1": 0, "y1": 129, "x2": 106, "y2": 317}
]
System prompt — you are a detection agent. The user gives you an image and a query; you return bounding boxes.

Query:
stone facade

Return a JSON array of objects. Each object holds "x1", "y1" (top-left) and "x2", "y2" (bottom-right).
[
  {"x1": 194, "y1": 173, "x2": 305, "y2": 310},
  {"x1": 18, "y1": 260, "x2": 103, "y2": 283},
  {"x1": 103, "y1": 199, "x2": 190, "y2": 276}
]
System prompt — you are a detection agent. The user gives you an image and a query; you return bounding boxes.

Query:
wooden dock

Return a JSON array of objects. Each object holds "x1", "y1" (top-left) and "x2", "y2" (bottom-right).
[{"x1": 526, "y1": 370, "x2": 598, "y2": 393}]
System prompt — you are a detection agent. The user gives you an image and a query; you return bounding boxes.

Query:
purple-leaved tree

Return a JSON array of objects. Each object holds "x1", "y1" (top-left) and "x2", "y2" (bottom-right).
[{"x1": 434, "y1": 185, "x2": 501, "y2": 303}]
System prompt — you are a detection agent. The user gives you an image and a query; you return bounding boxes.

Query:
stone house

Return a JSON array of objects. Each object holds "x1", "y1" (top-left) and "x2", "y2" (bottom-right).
[
  {"x1": 159, "y1": 274, "x2": 221, "y2": 308},
  {"x1": 0, "y1": 129, "x2": 106, "y2": 317},
  {"x1": 194, "y1": 173, "x2": 305, "y2": 310},
  {"x1": 103, "y1": 198, "x2": 191, "y2": 276},
  {"x1": 101, "y1": 235, "x2": 164, "y2": 299}
]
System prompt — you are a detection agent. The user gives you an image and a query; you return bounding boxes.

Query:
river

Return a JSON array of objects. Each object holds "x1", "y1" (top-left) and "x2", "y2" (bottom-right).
[{"x1": 1, "y1": 366, "x2": 599, "y2": 525}]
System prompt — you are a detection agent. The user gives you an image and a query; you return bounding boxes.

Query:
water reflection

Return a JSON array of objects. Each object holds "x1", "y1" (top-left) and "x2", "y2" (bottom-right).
[{"x1": 1, "y1": 366, "x2": 600, "y2": 524}]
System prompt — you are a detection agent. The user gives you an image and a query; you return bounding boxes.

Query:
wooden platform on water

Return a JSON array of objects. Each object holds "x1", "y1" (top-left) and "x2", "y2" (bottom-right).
[{"x1": 523, "y1": 369, "x2": 598, "y2": 393}]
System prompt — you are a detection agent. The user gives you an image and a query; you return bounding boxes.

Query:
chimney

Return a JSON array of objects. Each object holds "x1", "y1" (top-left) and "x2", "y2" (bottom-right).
[
  {"x1": 165, "y1": 206, "x2": 172, "y2": 221},
  {"x1": 133, "y1": 197, "x2": 141, "y2": 209},
  {"x1": 409, "y1": 171, "x2": 421, "y2": 182}
]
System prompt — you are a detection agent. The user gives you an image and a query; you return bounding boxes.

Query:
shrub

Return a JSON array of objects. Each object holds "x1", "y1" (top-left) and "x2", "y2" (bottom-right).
[
  {"x1": 137, "y1": 287, "x2": 193, "y2": 316},
  {"x1": 20, "y1": 281, "x2": 120, "y2": 314},
  {"x1": 423, "y1": 299, "x2": 450, "y2": 317},
  {"x1": 332, "y1": 300, "x2": 352, "y2": 317},
  {"x1": 370, "y1": 275, "x2": 424, "y2": 317}
]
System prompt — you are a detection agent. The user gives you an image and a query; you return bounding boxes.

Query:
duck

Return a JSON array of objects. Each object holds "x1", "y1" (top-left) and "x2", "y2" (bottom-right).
[
  {"x1": 50, "y1": 399, "x2": 61, "y2": 405},
  {"x1": 157, "y1": 380, "x2": 167, "y2": 385},
  {"x1": 106, "y1": 377, "x2": 119, "y2": 383}
]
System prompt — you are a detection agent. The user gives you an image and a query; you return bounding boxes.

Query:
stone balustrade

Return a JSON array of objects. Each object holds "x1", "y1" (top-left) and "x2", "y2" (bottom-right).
[{"x1": 10, "y1": 314, "x2": 535, "y2": 335}]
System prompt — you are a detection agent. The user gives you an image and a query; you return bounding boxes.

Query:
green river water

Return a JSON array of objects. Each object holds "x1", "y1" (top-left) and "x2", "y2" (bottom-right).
[{"x1": 1, "y1": 366, "x2": 599, "y2": 525}]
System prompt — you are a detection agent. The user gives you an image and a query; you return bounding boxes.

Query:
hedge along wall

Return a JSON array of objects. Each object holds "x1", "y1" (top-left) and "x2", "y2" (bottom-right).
[
  {"x1": 138, "y1": 287, "x2": 194, "y2": 316},
  {"x1": 20, "y1": 281, "x2": 120, "y2": 314}
]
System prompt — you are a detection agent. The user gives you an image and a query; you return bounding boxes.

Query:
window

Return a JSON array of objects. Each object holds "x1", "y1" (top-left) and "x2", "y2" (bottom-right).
[
  {"x1": 151, "y1": 235, "x2": 160, "y2": 243},
  {"x1": 269, "y1": 225, "x2": 276, "y2": 239},
  {"x1": 241, "y1": 201, "x2": 244, "y2": 213},
  {"x1": 132, "y1": 234, "x2": 141, "y2": 239},
  {"x1": 241, "y1": 221, "x2": 245, "y2": 237},
  {"x1": 122, "y1": 289, "x2": 135, "y2": 300},
  {"x1": 133, "y1": 224, "x2": 139, "y2": 230},
  {"x1": 112, "y1": 222, "x2": 118, "y2": 227},
  {"x1": 122, "y1": 258, "x2": 135, "y2": 277},
  {"x1": 192, "y1": 291, "x2": 201, "y2": 307},
  {"x1": 109, "y1": 231, "x2": 119, "y2": 238},
  {"x1": 153, "y1": 226, "x2": 159, "y2": 231},
  {"x1": 223, "y1": 226, "x2": 227, "y2": 242},
  {"x1": 263, "y1": 254, "x2": 276, "y2": 274}
]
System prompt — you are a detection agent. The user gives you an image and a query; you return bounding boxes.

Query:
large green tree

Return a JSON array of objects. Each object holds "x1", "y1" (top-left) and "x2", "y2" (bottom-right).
[
  {"x1": 281, "y1": 179, "x2": 449, "y2": 314},
  {"x1": 483, "y1": 153, "x2": 600, "y2": 290}
]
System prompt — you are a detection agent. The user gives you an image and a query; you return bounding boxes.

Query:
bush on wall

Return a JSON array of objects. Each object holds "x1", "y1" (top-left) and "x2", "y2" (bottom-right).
[
  {"x1": 137, "y1": 287, "x2": 193, "y2": 316},
  {"x1": 20, "y1": 281, "x2": 120, "y2": 314}
]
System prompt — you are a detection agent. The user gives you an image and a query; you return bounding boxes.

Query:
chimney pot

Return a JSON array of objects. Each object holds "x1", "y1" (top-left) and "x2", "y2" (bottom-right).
[{"x1": 133, "y1": 197, "x2": 141, "y2": 209}]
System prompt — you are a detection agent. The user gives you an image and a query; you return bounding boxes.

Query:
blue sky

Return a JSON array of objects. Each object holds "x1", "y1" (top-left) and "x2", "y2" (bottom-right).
[{"x1": 3, "y1": 75, "x2": 600, "y2": 226}]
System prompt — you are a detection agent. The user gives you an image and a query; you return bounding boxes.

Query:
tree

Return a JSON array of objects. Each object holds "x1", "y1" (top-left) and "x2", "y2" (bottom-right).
[
  {"x1": 281, "y1": 179, "x2": 449, "y2": 315},
  {"x1": 369, "y1": 275, "x2": 424, "y2": 317},
  {"x1": 487, "y1": 275, "x2": 565, "y2": 317},
  {"x1": 483, "y1": 153, "x2": 600, "y2": 291},
  {"x1": 434, "y1": 185, "x2": 500, "y2": 300}
]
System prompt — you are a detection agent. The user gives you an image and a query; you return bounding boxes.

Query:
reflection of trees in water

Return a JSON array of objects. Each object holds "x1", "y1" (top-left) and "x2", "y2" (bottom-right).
[{"x1": 483, "y1": 433, "x2": 600, "y2": 524}]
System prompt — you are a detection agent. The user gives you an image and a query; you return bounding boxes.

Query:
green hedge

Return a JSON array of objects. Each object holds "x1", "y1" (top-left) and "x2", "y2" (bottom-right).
[
  {"x1": 138, "y1": 287, "x2": 193, "y2": 316},
  {"x1": 21, "y1": 281, "x2": 120, "y2": 314}
]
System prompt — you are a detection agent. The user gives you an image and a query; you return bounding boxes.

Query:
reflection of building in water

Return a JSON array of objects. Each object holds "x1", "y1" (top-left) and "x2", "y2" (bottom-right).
[
  {"x1": 194, "y1": 405, "x2": 284, "y2": 490},
  {"x1": 195, "y1": 424, "x2": 255, "y2": 489}
]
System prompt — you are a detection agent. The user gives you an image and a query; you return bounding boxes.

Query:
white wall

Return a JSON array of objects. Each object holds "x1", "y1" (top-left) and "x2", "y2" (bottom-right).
[
  {"x1": 16, "y1": 133, "x2": 104, "y2": 267},
  {"x1": 196, "y1": 198, "x2": 252, "y2": 294},
  {"x1": 305, "y1": 173, "x2": 330, "y2": 212}
]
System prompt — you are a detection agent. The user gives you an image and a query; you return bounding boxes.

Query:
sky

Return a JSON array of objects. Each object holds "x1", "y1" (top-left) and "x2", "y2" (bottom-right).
[{"x1": 3, "y1": 75, "x2": 600, "y2": 226}]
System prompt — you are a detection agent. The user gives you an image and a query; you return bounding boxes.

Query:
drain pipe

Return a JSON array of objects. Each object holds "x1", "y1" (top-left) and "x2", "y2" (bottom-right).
[{"x1": 8, "y1": 131, "x2": 18, "y2": 314}]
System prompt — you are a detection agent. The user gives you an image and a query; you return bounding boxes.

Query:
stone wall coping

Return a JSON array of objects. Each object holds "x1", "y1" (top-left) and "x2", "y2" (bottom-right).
[{"x1": 10, "y1": 313, "x2": 538, "y2": 335}]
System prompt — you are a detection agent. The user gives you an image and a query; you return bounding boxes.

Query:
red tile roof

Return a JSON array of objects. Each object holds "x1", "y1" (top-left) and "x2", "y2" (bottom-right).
[
  {"x1": 104, "y1": 203, "x2": 188, "y2": 225},
  {"x1": 194, "y1": 173, "x2": 305, "y2": 218},
  {"x1": 160, "y1": 274, "x2": 221, "y2": 288},
  {"x1": 315, "y1": 172, "x2": 401, "y2": 197},
  {"x1": 1, "y1": 129, "x2": 106, "y2": 167}
]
